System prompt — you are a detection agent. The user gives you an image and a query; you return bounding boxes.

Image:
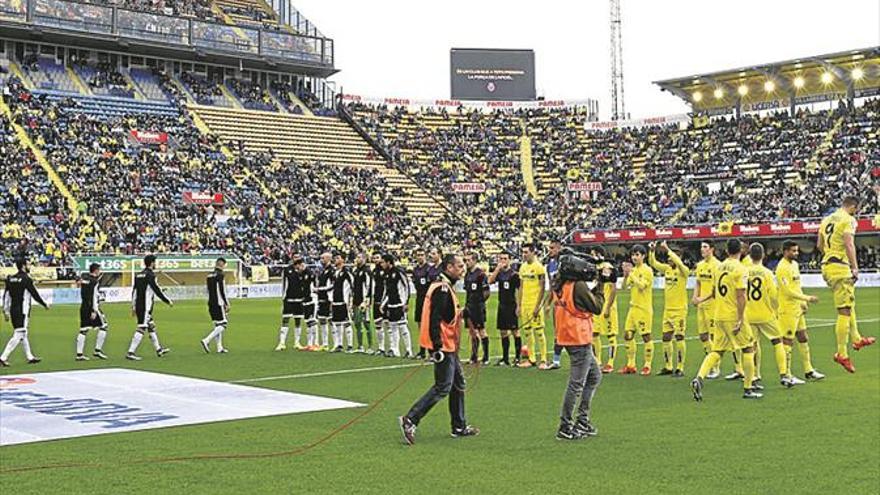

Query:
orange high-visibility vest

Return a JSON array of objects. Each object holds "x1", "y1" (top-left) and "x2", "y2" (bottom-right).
[
  {"x1": 554, "y1": 281, "x2": 594, "y2": 346},
  {"x1": 419, "y1": 279, "x2": 461, "y2": 352}
]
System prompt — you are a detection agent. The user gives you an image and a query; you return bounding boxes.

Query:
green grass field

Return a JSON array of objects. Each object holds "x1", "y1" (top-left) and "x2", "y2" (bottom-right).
[{"x1": 1, "y1": 287, "x2": 878, "y2": 494}]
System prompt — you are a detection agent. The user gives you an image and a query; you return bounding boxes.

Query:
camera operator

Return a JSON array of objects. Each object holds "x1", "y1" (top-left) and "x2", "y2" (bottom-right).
[{"x1": 553, "y1": 249, "x2": 608, "y2": 441}]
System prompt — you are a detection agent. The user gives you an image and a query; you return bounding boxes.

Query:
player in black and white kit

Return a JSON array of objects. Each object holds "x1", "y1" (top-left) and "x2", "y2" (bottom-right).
[
  {"x1": 76, "y1": 263, "x2": 109, "y2": 361},
  {"x1": 330, "y1": 253, "x2": 354, "y2": 353},
  {"x1": 126, "y1": 255, "x2": 173, "y2": 361},
  {"x1": 315, "y1": 252, "x2": 333, "y2": 351},
  {"x1": 381, "y1": 254, "x2": 413, "y2": 358},
  {"x1": 1, "y1": 259, "x2": 49, "y2": 366},
  {"x1": 277, "y1": 257, "x2": 318, "y2": 351},
  {"x1": 411, "y1": 248, "x2": 432, "y2": 359},
  {"x1": 371, "y1": 253, "x2": 388, "y2": 355},
  {"x1": 201, "y1": 258, "x2": 230, "y2": 354}
]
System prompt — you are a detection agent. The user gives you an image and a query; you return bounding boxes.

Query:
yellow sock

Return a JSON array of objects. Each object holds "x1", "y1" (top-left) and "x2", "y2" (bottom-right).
[
  {"x1": 835, "y1": 315, "x2": 849, "y2": 358},
  {"x1": 773, "y1": 342, "x2": 787, "y2": 376},
  {"x1": 797, "y1": 341, "x2": 814, "y2": 373},
  {"x1": 675, "y1": 339, "x2": 687, "y2": 371},
  {"x1": 625, "y1": 338, "x2": 636, "y2": 367},
  {"x1": 849, "y1": 309, "x2": 862, "y2": 342},
  {"x1": 754, "y1": 339, "x2": 762, "y2": 379},
  {"x1": 662, "y1": 340, "x2": 674, "y2": 370},
  {"x1": 698, "y1": 352, "x2": 722, "y2": 379},
  {"x1": 606, "y1": 334, "x2": 618, "y2": 368},
  {"x1": 643, "y1": 341, "x2": 654, "y2": 370},
  {"x1": 732, "y1": 349, "x2": 744, "y2": 375},
  {"x1": 536, "y1": 328, "x2": 548, "y2": 362},
  {"x1": 593, "y1": 335, "x2": 603, "y2": 366},
  {"x1": 700, "y1": 336, "x2": 712, "y2": 355},
  {"x1": 783, "y1": 343, "x2": 793, "y2": 376},
  {"x1": 742, "y1": 351, "x2": 756, "y2": 390}
]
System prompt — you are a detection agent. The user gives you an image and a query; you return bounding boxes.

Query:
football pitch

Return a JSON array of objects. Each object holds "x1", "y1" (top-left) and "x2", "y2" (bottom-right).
[{"x1": 1, "y1": 287, "x2": 878, "y2": 494}]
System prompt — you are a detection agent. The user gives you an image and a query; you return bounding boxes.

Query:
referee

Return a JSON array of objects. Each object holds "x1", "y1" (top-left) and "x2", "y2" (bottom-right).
[{"x1": 399, "y1": 254, "x2": 479, "y2": 444}]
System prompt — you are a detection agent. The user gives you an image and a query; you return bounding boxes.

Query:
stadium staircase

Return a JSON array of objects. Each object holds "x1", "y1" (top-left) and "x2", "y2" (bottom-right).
[
  {"x1": 66, "y1": 66, "x2": 92, "y2": 95},
  {"x1": 6, "y1": 60, "x2": 33, "y2": 89},
  {"x1": 519, "y1": 121, "x2": 539, "y2": 199},
  {"x1": 805, "y1": 115, "x2": 845, "y2": 175},
  {"x1": 0, "y1": 97, "x2": 78, "y2": 212},
  {"x1": 190, "y1": 106, "x2": 443, "y2": 222}
]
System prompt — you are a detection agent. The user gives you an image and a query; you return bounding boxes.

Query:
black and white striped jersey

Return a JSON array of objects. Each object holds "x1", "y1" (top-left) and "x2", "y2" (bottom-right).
[
  {"x1": 382, "y1": 267, "x2": 410, "y2": 308},
  {"x1": 206, "y1": 268, "x2": 228, "y2": 308},
  {"x1": 132, "y1": 268, "x2": 171, "y2": 313},
  {"x1": 331, "y1": 267, "x2": 353, "y2": 306},
  {"x1": 79, "y1": 273, "x2": 101, "y2": 313},
  {"x1": 3, "y1": 271, "x2": 47, "y2": 317}
]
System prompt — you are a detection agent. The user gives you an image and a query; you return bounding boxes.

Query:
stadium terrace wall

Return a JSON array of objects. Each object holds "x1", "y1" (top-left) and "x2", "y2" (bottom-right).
[
  {"x1": 340, "y1": 93, "x2": 599, "y2": 116},
  {"x1": 0, "y1": 0, "x2": 336, "y2": 76},
  {"x1": 572, "y1": 218, "x2": 880, "y2": 244}
]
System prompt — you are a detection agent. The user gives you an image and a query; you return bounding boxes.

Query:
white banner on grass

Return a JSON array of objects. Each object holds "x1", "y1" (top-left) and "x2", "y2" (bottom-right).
[{"x1": 0, "y1": 368, "x2": 363, "y2": 446}]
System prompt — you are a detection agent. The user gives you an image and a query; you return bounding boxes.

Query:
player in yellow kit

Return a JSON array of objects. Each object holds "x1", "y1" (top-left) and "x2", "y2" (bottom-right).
[
  {"x1": 692, "y1": 242, "x2": 721, "y2": 379},
  {"x1": 517, "y1": 244, "x2": 548, "y2": 369},
  {"x1": 745, "y1": 243, "x2": 797, "y2": 389},
  {"x1": 591, "y1": 246, "x2": 619, "y2": 374},
  {"x1": 818, "y1": 197, "x2": 875, "y2": 373},
  {"x1": 648, "y1": 241, "x2": 689, "y2": 377},
  {"x1": 620, "y1": 245, "x2": 654, "y2": 376},
  {"x1": 776, "y1": 240, "x2": 825, "y2": 382},
  {"x1": 691, "y1": 239, "x2": 762, "y2": 401}
]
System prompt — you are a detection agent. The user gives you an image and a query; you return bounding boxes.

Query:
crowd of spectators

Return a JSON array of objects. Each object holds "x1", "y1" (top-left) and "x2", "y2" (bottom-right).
[
  {"x1": 179, "y1": 71, "x2": 226, "y2": 105},
  {"x1": 227, "y1": 78, "x2": 277, "y2": 112},
  {"x1": 83, "y1": 61, "x2": 135, "y2": 98},
  {"x1": 86, "y1": 0, "x2": 217, "y2": 21}
]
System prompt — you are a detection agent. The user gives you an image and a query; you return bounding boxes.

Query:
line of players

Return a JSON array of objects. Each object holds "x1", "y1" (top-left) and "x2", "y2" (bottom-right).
[{"x1": 1, "y1": 200, "x2": 875, "y2": 385}]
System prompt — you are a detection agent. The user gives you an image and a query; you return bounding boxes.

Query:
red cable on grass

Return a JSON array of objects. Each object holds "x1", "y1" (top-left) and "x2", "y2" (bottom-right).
[{"x1": 0, "y1": 364, "x2": 427, "y2": 474}]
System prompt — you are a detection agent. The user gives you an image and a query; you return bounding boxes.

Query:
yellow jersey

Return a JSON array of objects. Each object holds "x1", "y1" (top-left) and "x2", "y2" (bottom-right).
[
  {"x1": 775, "y1": 257, "x2": 810, "y2": 315},
  {"x1": 695, "y1": 256, "x2": 720, "y2": 312},
  {"x1": 819, "y1": 208, "x2": 857, "y2": 265},
  {"x1": 598, "y1": 261, "x2": 618, "y2": 312},
  {"x1": 741, "y1": 256, "x2": 753, "y2": 267},
  {"x1": 648, "y1": 249, "x2": 689, "y2": 313},
  {"x1": 519, "y1": 259, "x2": 546, "y2": 304},
  {"x1": 626, "y1": 263, "x2": 654, "y2": 312},
  {"x1": 745, "y1": 264, "x2": 777, "y2": 323},
  {"x1": 714, "y1": 258, "x2": 747, "y2": 322}
]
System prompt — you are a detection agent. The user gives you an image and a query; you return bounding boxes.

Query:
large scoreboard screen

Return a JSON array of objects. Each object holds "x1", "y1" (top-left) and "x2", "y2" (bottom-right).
[{"x1": 450, "y1": 48, "x2": 536, "y2": 101}]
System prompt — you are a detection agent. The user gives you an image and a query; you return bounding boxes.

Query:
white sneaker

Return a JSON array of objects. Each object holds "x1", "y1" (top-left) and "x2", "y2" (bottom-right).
[
  {"x1": 805, "y1": 370, "x2": 825, "y2": 381},
  {"x1": 275, "y1": 343, "x2": 286, "y2": 351},
  {"x1": 76, "y1": 354, "x2": 90, "y2": 361},
  {"x1": 724, "y1": 371, "x2": 744, "y2": 381},
  {"x1": 787, "y1": 375, "x2": 806, "y2": 385},
  {"x1": 706, "y1": 369, "x2": 721, "y2": 380}
]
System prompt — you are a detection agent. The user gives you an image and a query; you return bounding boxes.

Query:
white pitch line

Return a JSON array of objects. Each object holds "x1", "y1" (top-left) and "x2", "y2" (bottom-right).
[{"x1": 230, "y1": 318, "x2": 879, "y2": 384}]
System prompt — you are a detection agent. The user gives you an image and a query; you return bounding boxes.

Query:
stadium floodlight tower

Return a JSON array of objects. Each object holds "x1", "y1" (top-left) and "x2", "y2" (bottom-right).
[{"x1": 609, "y1": 0, "x2": 625, "y2": 120}]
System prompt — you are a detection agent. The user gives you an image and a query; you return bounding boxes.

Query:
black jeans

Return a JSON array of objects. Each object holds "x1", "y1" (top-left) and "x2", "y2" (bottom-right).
[{"x1": 406, "y1": 352, "x2": 466, "y2": 431}]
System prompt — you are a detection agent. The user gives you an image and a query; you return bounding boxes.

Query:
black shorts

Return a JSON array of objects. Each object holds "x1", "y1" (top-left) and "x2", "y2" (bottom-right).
[
  {"x1": 282, "y1": 299, "x2": 303, "y2": 317},
  {"x1": 9, "y1": 311, "x2": 28, "y2": 330},
  {"x1": 135, "y1": 308, "x2": 153, "y2": 327},
  {"x1": 372, "y1": 302, "x2": 384, "y2": 322},
  {"x1": 208, "y1": 304, "x2": 227, "y2": 324},
  {"x1": 497, "y1": 304, "x2": 518, "y2": 330},
  {"x1": 317, "y1": 300, "x2": 331, "y2": 319},
  {"x1": 80, "y1": 307, "x2": 107, "y2": 329},
  {"x1": 331, "y1": 304, "x2": 349, "y2": 323},
  {"x1": 385, "y1": 306, "x2": 406, "y2": 323},
  {"x1": 464, "y1": 305, "x2": 486, "y2": 328},
  {"x1": 301, "y1": 302, "x2": 316, "y2": 322}
]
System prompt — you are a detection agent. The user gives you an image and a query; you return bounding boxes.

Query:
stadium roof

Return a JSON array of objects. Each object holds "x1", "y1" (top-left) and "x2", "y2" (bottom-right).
[{"x1": 654, "y1": 46, "x2": 880, "y2": 114}]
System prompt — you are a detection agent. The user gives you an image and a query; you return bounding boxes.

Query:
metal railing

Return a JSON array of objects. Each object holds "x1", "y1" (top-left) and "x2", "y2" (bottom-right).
[{"x1": 3, "y1": 0, "x2": 333, "y2": 67}]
